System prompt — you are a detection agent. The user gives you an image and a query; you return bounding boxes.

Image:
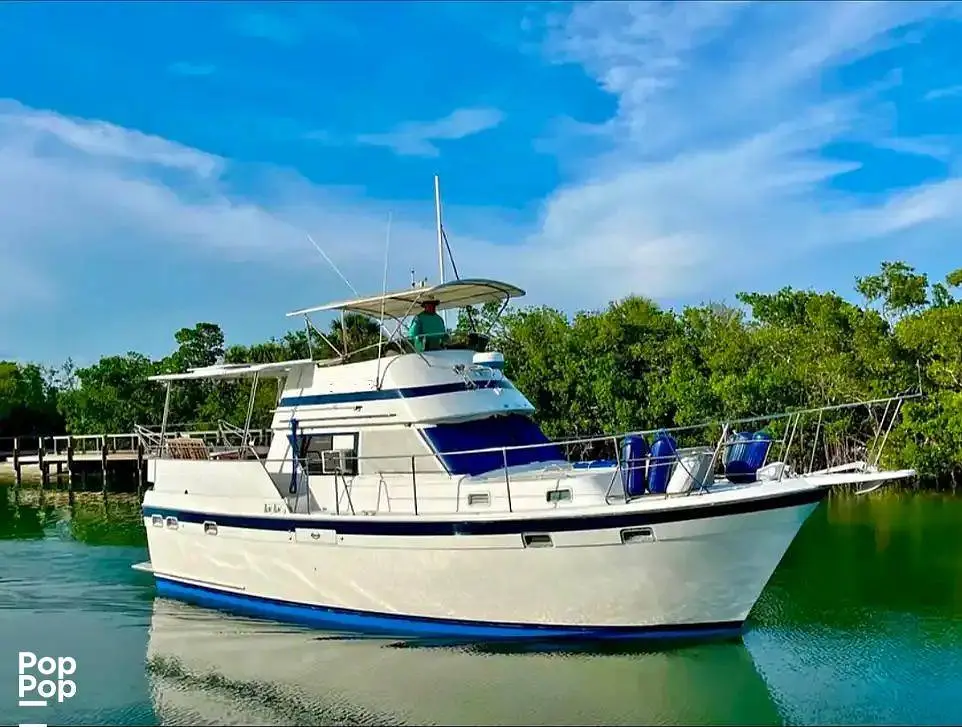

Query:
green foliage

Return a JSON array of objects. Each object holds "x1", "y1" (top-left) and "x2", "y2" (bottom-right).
[
  {"x1": 57, "y1": 353, "x2": 162, "y2": 434},
  {"x1": 2, "y1": 259, "x2": 961, "y2": 488},
  {"x1": 0, "y1": 362, "x2": 61, "y2": 436},
  {"x1": 946, "y1": 268, "x2": 962, "y2": 289},
  {"x1": 855, "y1": 260, "x2": 930, "y2": 322}
]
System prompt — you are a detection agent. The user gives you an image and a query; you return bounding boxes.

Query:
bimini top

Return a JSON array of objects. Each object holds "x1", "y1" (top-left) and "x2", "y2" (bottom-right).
[
  {"x1": 286, "y1": 278, "x2": 525, "y2": 320},
  {"x1": 148, "y1": 358, "x2": 316, "y2": 383}
]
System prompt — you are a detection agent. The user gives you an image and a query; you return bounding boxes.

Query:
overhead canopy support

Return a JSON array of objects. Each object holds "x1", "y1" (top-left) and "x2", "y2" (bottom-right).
[
  {"x1": 286, "y1": 278, "x2": 525, "y2": 321},
  {"x1": 148, "y1": 358, "x2": 316, "y2": 383}
]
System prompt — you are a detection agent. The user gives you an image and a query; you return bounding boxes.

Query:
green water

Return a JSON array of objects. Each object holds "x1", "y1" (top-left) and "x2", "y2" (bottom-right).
[{"x1": 1, "y1": 485, "x2": 960, "y2": 726}]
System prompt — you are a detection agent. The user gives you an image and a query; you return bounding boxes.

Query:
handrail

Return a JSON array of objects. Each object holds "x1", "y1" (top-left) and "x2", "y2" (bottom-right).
[
  {"x1": 136, "y1": 393, "x2": 915, "y2": 468},
  {"x1": 140, "y1": 393, "x2": 916, "y2": 517}
]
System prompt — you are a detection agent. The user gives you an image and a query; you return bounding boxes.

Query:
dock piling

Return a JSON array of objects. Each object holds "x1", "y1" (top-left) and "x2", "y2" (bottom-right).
[
  {"x1": 101, "y1": 439, "x2": 108, "y2": 494},
  {"x1": 66, "y1": 438, "x2": 75, "y2": 504},
  {"x1": 12, "y1": 436, "x2": 21, "y2": 487},
  {"x1": 136, "y1": 442, "x2": 145, "y2": 496},
  {"x1": 37, "y1": 436, "x2": 48, "y2": 489}
]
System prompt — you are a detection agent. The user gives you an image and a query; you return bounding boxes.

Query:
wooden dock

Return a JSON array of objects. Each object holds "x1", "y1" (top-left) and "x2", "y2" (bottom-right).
[{"x1": 0, "y1": 426, "x2": 272, "y2": 493}]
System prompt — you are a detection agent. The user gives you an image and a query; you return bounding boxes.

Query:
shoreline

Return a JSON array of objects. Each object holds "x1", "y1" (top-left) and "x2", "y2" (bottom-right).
[{"x1": 0, "y1": 461, "x2": 41, "y2": 483}]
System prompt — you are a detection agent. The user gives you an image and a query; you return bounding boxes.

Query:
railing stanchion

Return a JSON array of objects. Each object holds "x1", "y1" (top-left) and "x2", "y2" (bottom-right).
[
  {"x1": 779, "y1": 413, "x2": 802, "y2": 482},
  {"x1": 701, "y1": 423, "x2": 730, "y2": 494},
  {"x1": 611, "y1": 435, "x2": 625, "y2": 501},
  {"x1": 333, "y1": 465, "x2": 339, "y2": 516},
  {"x1": 871, "y1": 398, "x2": 903, "y2": 470},
  {"x1": 502, "y1": 447, "x2": 513, "y2": 513},
  {"x1": 808, "y1": 409, "x2": 824, "y2": 475},
  {"x1": 411, "y1": 455, "x2": 419, "y2": 516}
]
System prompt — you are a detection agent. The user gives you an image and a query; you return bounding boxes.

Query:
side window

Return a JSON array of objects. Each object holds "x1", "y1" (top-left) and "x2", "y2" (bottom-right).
[
  {"x1": 300, "y1": 434, "x2": 332, "y2": 475},
  {"x1": 299, "y1": 433, "x2": 358, "y2": 476}
]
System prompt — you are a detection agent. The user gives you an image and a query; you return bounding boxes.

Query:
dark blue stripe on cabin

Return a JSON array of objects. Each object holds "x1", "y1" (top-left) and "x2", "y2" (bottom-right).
[
  {"x1": 142, "y1": 486, "x2": 827, "y2": 538},
  {"x1": 278, "y1": 379, "x2": 514, "y2": 408},
  {"x1": 154, "y1": 577, "x2": 745, "y2": 642}
]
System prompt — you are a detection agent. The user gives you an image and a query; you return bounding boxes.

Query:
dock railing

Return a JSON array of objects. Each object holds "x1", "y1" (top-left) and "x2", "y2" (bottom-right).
[{"x1": 0, "y1": 424, "x2": 277, "y2": 490}]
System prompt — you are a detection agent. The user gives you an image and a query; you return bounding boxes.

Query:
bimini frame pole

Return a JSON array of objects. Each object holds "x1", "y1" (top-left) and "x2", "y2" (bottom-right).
[
  {"x1": 159, "y1": 381, "x2": 172, "y2": 457},
  {"x1": 241, "y1": 372, "x2": 259, "y2": 456},
  {"x1": 303, "y1": 315, "x2": 314, "y2": 359}
]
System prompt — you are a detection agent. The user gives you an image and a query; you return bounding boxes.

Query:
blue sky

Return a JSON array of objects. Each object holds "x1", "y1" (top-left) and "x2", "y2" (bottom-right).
[{"x1": 1, "y1": 1, "x2": 962, "y2": 367}]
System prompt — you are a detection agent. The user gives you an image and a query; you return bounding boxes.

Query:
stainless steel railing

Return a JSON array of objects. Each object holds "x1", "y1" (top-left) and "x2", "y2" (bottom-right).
[{"x1": 142, "y1": 393, "x2": 919, "y2": 516}]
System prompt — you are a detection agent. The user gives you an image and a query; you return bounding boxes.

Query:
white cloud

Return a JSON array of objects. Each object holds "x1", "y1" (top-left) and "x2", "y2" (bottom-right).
[
  {"x1": 924, "y1": 83, "x2": 962, "y2": 101},
  {"x1": 2, "y1": 0, "x2": 962, "y2": 348},
  {"x1": 354, "y1": 108, "x2": 505, "y2": 157},
  {"x1": 517, "y1": 0, "x2": 962, "y2": 306},
  {"x1": 874, "y1": 136, "x2": 953, "y2": 161},
  {"x1": 0, "y1": 98, "x2": 512, "y2": 321},
  {"x1": 0, "y1": 100, "x2": 220, "y2": 176}
]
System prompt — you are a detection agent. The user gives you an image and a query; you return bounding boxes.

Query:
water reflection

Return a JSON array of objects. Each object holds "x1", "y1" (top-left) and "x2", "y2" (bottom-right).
[
  {"x1": 145, "y1": 598, "x2": 782, "y2": 726},
  {"x1": 3, "y1": 484, "x2": 962, "y2": 726},
  {"x1": 0, "y1": 485, "x2": 146, "y2": 546},
  {"x1": 754, "y1": 491, "x2": 962, "y2": 626},
  {"x1": 747, "y1": 492, "x2": 962, "y2": 726}
]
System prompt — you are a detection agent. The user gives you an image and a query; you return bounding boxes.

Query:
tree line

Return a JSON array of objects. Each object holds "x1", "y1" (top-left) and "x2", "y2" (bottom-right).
[{"x1": 1, "y1": 260, "x2": 960, "y2": 488}]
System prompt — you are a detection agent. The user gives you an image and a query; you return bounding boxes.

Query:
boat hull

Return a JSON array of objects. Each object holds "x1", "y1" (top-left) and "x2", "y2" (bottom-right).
[
  {"x1": 153, "y1": 577, "x2": 743, "y2": 642},
  {"x1": 142, "y1": 487, "x2": 826, "y2": 642}
]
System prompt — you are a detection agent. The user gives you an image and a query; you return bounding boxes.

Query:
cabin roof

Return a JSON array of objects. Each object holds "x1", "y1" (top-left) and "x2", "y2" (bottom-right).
[
  {"x1": 148, "y1": 358, "x2": 317, "y2": 383},
  {"x1": 286, "y1": 278, "x2": 525, "y2": 320}
]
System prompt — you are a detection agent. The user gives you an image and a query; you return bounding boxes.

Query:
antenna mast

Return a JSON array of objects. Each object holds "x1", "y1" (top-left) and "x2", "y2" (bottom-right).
[
  {"x1": 375, "y1": 212, "x2": 393, "y2": 387},
  {"x1": 434, "y1": 174, "x2": 448, "y2": 327},
  {"x1": 434, "y1": 174, "x2": 445, "y2": 286}
]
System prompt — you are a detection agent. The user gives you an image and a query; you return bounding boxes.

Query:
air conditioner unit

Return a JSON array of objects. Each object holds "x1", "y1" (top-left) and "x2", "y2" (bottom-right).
[{"x1": 321, "y1": 449, "x2": 352, "y2": 474}]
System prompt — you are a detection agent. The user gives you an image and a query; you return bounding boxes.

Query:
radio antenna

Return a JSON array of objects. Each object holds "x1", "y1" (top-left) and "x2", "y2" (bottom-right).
[{"x1": 306, "y1": 233, "x2": 359, "y2": 296}]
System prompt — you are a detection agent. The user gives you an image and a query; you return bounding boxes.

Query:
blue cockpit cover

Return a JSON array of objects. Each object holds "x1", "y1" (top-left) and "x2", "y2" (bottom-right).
[{"x1": 421, "y1": 414, "x2": 565, "y2": 476}]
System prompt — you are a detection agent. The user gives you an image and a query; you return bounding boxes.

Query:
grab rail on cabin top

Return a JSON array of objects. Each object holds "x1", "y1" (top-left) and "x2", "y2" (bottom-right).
[{"x1": 142, "y1": 393, "x2": 918, "y2": 516}]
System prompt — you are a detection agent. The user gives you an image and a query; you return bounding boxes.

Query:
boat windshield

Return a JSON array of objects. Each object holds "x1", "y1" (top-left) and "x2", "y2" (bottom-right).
[{"x1": 421, "y1": 414, "x2": 565, "y2": 476}]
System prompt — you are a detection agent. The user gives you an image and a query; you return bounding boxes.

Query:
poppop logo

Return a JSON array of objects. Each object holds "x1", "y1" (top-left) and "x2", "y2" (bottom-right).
[{"x1": 17, "y1": 651, "x2": 76, "y2": 708}]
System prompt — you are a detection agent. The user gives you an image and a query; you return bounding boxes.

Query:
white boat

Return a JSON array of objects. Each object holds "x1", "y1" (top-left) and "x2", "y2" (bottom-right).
[{"x1": 133, "y1": 182, "x2": 916, "y2": 644}]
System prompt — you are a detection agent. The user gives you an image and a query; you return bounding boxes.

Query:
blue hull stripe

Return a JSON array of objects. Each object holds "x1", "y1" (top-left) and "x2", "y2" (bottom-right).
[
  {"x1": 143, "y1": 487, "x2": 826, "y2": 538},
  {"x1": 279, "y1": 379, "x2": 515, "y2": 408},
  {"x1": 154, "y1": 576, "x2": 744, "y2": 642}
]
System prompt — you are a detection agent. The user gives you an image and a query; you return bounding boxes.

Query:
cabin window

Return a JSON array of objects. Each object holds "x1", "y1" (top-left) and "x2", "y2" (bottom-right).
[
  {"x1": 295, "y1": 433, "x2": 358, "y2": 476},
  {"x1": 421, "y1": 414, "x2": 565, "y2": 476},
  {"x1": 546, "y1": 488, "x2": 572, "y2": 503},
  {"x1": 299, "y1": 434, "x2": 332, "y2": 475}
]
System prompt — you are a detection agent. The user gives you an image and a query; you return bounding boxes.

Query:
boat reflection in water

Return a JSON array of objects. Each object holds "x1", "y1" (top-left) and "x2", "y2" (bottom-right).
[{"x1": 145, "y1": 598, "x2": 782, "y2": 726}]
